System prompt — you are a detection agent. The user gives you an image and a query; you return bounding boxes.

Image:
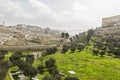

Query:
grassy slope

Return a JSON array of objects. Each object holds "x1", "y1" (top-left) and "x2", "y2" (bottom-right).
[
  {"x1": 4, "y1": 49, "x2": 120, "y2": 80},
  {"x1": 33, "y1": 49, "x2": 120, "y2": 80},
  {"x1": 5, "y1": 66, "x2": 18, "y2": 80},
  {"x1": 4, "y1": 52, "x2": 13, "y2": 61}
]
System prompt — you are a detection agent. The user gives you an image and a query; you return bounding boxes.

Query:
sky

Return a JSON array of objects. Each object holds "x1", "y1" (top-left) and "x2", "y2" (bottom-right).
[{"x1": 0, "y1": 0, "x2": 120, "y2": 34}]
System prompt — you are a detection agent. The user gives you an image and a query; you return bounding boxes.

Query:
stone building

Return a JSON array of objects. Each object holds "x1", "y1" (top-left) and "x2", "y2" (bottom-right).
[
  {"x1": 94, "y1": 15, "x2": 120, "y2": 39},
  {"x1": 32, "y1": 52, "x2": 42, "y2": 59},
  {"x1": 102, "y1": 15, "x2": 120, "y2": 28}
]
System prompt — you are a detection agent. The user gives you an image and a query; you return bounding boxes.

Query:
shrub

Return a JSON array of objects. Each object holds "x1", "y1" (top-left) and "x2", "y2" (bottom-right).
[
  {"x1": 48, "y1": 66, "x2": 59, "y2": 75},
  {"x1": 9, "y1": 52, "x2": 22, "y2": 65},
  {"x1": 65, "y1": 76, "x2": 79, "y2": 80},
  {"x1": 23, "y1": 65, "x2": 38, "y2": 79},
  {"x1": 92, "y1": 49, "x2": 99, "y2": 56},
  {"x1": 46, "y1": 47, "x2": 57, "y2": 55},
  {"x1": 42, "y1": 75, "x2": 62, "y2": 80},
  {"x1": 112, "y1": 48, "x2": 120, "y2": 57},
  {"x1": 70, "y1": 45, "x2": 76, "y2": 53},
  {"x1": 0, "y1": 61, "x2": 10, "y2": 80},
  {"x1": 100, "y1": 50, "x2": 105, "y2": 57},
  {"x1": 45, "y1": 58, "x2": 56, "y2": 68},
  {"x1": 25, "y1": 54, "x2": 34, "y2": 64},
  {"x1": 37, "y1": 65, "x2": 44, "y2": 74},
  {"x1": 77, "y1": 44, "x2": 84, "y2": 52},
  {"x1": 18, "y1": 61, "x2": 30, "y2": 71},
  {"x1": 61, "y1": 45, "x2": 69, "y2": 54}
]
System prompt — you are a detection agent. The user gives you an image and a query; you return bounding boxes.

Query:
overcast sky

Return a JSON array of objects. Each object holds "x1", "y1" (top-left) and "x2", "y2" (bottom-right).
[{"x1": 0, "y1": 0, "x2": 120, "y2": 34}]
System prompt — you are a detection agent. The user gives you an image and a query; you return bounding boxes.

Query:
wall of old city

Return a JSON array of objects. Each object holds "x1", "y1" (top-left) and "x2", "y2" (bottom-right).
[{"x1": 94, "y1": 15, "x2": 120, "y2": 39}]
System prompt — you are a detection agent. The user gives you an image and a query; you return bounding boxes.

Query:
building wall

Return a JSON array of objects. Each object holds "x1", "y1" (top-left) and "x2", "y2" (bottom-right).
[
  {"x1": 94, "y1": 15, "x2": 120, "y2": 39},
  {"x1": 102, "y1": 15, "x2": 120, "y2": 28}
]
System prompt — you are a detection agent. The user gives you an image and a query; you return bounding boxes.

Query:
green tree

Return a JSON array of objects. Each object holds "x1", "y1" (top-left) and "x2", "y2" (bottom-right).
[
  {"x1": 45, "y1": 58, "x2": 56, "y2": 68},
  {"x1": 92, "y1": 49, "x2": 99, "y2": 56},
  {"x1": 42, "y1": 75, "x2": 62, "y2": 80},
  {"x1": 25, "y1": 54, "x2": 34, "y2": 64},
  {"x1": 23, "y1": 65, "x2": 38, "y2": 79},
  {"x1": 61, "y1": 45, "x2": 69, "y2": 54},
  {"x1": 18, "y1": 61, "x2": 29, "y2": 71},
  {"x1": 69, "y1": 37, "x2": 73, "y2": 42},
  {"x1": 65, "y1": 76, "x2": 79, "y2": 80},
  {"x1": 0, "y1": 61, "x2": 9, "y2": 80},
  {"x1": 100, "y1": 50, "x2": 105, "y2": 57},
  {"x1": 37, "y1": 65, "x2": 44, "y2": 74},
  {"x1": 9, "y1": 52, "x2": 22, "y2": 65},
  {"x1": 65, "y1": 33, "x2": 69, "y2": 39},
  {"x1": 61, "y1": 32, "x2": 65, "y2": 38},
  {"x1": 46, "y1": 47, "x2": 57, "y2": 55},
  {"x1": 61, "y1": 32, "x2": 69, "y2": 39},
  {"x1": 48, "y1": 66, "x2": 59, "y2": 75},
  {"x1": 77, "y1": 44, "x2": 84, "y2": 52},
  {"x1": 70, "y1": 44, "x2": 76, "y2": 53},
  {"x1": 87, "y1": 29, "x2": 94, "y2": 42}
]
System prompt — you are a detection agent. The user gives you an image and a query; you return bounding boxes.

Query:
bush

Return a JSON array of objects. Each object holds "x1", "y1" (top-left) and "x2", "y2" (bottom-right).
[
  {"x1": 112, "y1": 48, "x2": 120, "y2": 57},
  {"x1": 54, "y1": 74, "x2": 62, "y2": 80},
  {"x1": 37, "y1": 65, "x2": 44, "y2": 74},
  {"x1": 42, "y1": 76, "x2": 52, "y2": 80},
  {"x1": 0, "y1": 54, "x2": 5, "y2": 60},
  {"x1": 0, "y1": 61, "x2": 10, "y2": 80},
  {"x1": 92, "y1": 49, "x2": 99, "y2": 56},
  {"x1": 107, "y1": 50, "x2": 112, "y2": 56},
  {"x1": 100, "y1": 50, "x2": 105, "y2": 57},
  {"x1": 25, "y1": 54, "x2": 34, "y2": 64},
  {"x1": 0, "y1": 50, "x2": 8, "y2": 60},
  {"x1": 65, "y1": 76, "x2": 79, "y2": 80},
  {"x1": 18, "y1": 61, "x2": 30, "y2": 71},
  {"x1": 0, "y1": 50, "x2": 8, "y2": 55},
  {"x1": 9, "y1": 52, "x2": 22, "y2": 65},
  {"x1": 70, "y1": 45, "x2": 76, "y2": 53},
  {"x1": 23, "y1": 65, "x2": 38, "y2": 79},
  {"x1": 77, "y1": 44, "x2": 84, "y2": 52},
  {"x1": 61, "y1": 45, "x2": 69, "y2": 54},
  {"x1": 48, "y1": 66, "x2": 59, "y2": 75},
  {"x1": 42, "y1": 75, "x2": 62, "y2": 80},
  {"x1": 46, "y1": 47, "x2": 57, "y2": 55},
  {"x1": 45, "y1": 58, "x2": 56, "y2": 68}
]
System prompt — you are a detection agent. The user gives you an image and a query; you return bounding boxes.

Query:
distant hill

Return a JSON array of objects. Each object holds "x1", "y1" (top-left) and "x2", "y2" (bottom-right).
[{"x1": 0, "y1": 24, "x2": 62, "y2": 50}]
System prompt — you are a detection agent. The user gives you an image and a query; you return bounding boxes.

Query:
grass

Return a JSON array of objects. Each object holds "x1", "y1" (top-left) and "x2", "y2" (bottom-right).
[
  {"x1": 4, "y1": 52, "x2": 13, "y2": 61},
  {"x1": 33, "y1": 49, "x2": 120, "y2": 80},
  {"x1": 4, "y1": 48, "x2": 120, "y2": 80},
  {"x1": 5, "y1": 66, "x2": 18, "y2": 80}
]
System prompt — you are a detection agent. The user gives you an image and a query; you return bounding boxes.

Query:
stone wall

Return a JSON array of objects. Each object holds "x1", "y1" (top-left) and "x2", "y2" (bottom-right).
[
  {"x1": 94, "y1": 26, "x2": 120, "y2": 38},
  {"x1": 94, "y1": 15, "x2": 120, "y2": 39},
  {"x1": 102, "y1": 15, "x2": 120, "y2": 28}
]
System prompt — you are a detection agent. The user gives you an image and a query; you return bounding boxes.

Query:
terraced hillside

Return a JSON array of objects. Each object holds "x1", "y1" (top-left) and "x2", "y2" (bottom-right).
[{"x1": 0, "y1": 25, "x2": 62, "y2": 50}]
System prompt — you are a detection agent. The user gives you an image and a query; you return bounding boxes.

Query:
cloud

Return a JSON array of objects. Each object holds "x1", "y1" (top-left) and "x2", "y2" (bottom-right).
[
  {"x1": 28, "y1": 0, "x2": 52, "y2": 14},
  {"x1": 73, "y1": 1, "x2": 87, "y2": 13},
  {"x1": 0, "y1": 0, "x2": 31, "y2": 24},
  {"x1": 0, "y1": 0, "x2": 89, "y2": 30},
  {"x1": 0, "y1": 0, "x2": 119, "y2": 34}
]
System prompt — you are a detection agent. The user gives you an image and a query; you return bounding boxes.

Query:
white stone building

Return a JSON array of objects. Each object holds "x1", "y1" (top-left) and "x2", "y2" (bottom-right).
[{"x1": 94, "y1": 15, "x2": 120, "y2": 39}]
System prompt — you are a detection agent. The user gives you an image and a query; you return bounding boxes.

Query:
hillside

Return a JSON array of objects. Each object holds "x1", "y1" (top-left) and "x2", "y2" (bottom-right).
[
  {"x1": 33, "y1": 48, "x2": 120, "y2": 80},
  {"x1": 0, "y1": 24, "x2": 62, "y2": 50}
]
